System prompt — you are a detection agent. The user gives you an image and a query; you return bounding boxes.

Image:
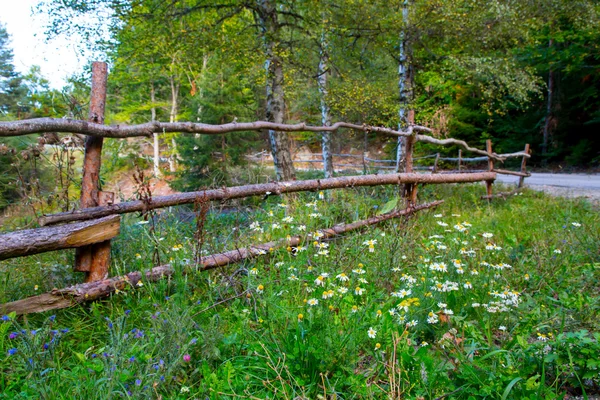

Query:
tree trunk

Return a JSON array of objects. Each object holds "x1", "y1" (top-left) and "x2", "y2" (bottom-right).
[
  {"x1": 168, "y1": 74, "x2": 180, "y2": 172},
  {"x1": 318, "y1": 29, "x2": 333, "y2": 178},
  {"x1": 258, "y1": 0, "x2": 296, "y2": 181},
  {"x1": 542, "y1": 39, "x2": 555, "y2": 156},
  {"x1": 150, "y1": 82, "x2": 161, "y2": 177},
  {"x1": 396, "y1": 0, "x2": 413, "y2": 172}
]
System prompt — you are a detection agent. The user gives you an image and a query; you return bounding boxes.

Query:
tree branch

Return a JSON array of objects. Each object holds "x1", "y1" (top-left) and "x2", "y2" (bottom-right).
[{"x1": 0, "y1": 118, "x2": 529, "y2": 161}]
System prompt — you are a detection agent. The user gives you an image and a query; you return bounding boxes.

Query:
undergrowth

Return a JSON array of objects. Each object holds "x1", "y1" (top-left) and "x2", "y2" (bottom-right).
[{"x1": 1, "y1": 183, "x2": 599, "y2": 399}]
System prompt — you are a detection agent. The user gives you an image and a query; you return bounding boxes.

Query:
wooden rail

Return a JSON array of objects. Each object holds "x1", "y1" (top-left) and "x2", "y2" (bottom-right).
[{"x1": 38, "y1": 172, "x2": 495, "y2": 226}]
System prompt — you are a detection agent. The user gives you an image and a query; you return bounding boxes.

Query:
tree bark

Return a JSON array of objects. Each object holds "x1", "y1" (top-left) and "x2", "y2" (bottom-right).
[
  {"x1": 318, "y1": 27, "x2": 334, "y2": 178},
  {"x1": 0, "y1": 215, "x2": 120, "y2": 260},
  {"x1": 258, "y1": 0, "x2": 296, "y2": 181},
  {"x1": 39, "y1": 172, "x2": 495, "y2": 225},
  {"x1": 3, "y1": 201, "x2": 443, "y2": 315}
]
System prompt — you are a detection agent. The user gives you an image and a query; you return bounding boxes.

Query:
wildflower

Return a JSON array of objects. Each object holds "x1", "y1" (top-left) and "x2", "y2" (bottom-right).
[
  {"x1": 318, "y1": 191, "x2": 325, "y2": 199},
  {"x1": 249, "y1": 268, "x2": 258, "y2": 275},
  {"x1": 524, "y1": 273, "x2": 530, "y2": 281},
  {"x1": 183, "y1": 354, "x2": 191, "y2": 362},
  {"x1": 427, "y1": 312, "x2": 439, "y2": 324},
  {"x1": 453, "y1": 224, "x2": 467, "y2": 232},
  {"x1": 406, "y1": 320, "x2": 418, "y2": 327},
  {"x1": 307, "y1": 298, "x2": 319, "y2": 306},
  {"x1": 553, "y1": 249, "x2": 562, "y2": 254},
  {"x1": 351, "y1": 305, "x2": 359, "y2": 313},
  {"x1": 376, "y1": 309, "x2": 382, "y2": 318},
  {"x1": 571, "y1": 222, "x2": 581, "y2": 227},
  {"x1": 309, "y1": 213, "x2": 322, "y2": 218},
  {"x1": 463, "y1": 281, "x2": 473, "y2": 289},
  {"x1": 282, "y1": 216, "x2": 294, "y2": 223},
  {"x1": 368, "y1": 327, "x2": 377, "y2": 339},
  {"x1": 421, "y1": 341, "x2": 429, "y2": 347},
  {"x1": 436, "y1": 221, "x2": 449, "y2": 227},
  {"x1": 314, "y1": 276, "x2": 325, "y2": 286},
  {"x1": 249, "y1": 221, "x2": 262, "y2": 232},
  {"x1": 322, "y1": 290, "x2": 334, "y2": 300},
  {"x1": 180, "y1": 386, "x2": 190, "y2": 393},
  {"x1": 537, "y1": 332, "x2": 548, "y2": 342},
  {"x1": 34, "y1": 285, "x2": 39, "y2": 291},
  {"x1": 434, "y1": 214, "x2": 443, "y2": 218},
  {"x1": 499, "y1": 326, "x2": 507, "y2": 331},
  {"x1": 336, "y1": 273, "x2": 349, "y2": 282},
  {"x1": 257, "y1": 284, "x2": 264, "y2": 293},
  {"x1": 135, "y1": 379, "x2": 142, "y2": 386},
  {"x1": 486, "y1": 243, "x2": 502, "y2": 251},
  {"x1": 8, "y1": 348, "x2": 17, "y2": 356},
  {"x1": 375, "y1": 342, "x2": 381, "y2": 350},
  {"x1": 288, "y1": 274, "x2": 298, "y2": 281},
  {"x1": 352, "y1": 268, "x2": 366, "y2": 275},
  {"x1": 482, "y1": 232, "x2": 494, "y2": 238},
  {"x1": 297, "y1": 225, "x2": 307, "y2": 231},
  {"x1": 355, "y1": 287, "x2": 365, "y2": 296},
  {"x1": 136, "y1": 281, "x2": 143, "y2": 287},
  {"x1": 298, "y1": 313, "x2": 304, "y2": 322},
  {"x1": 338, "y1": 287, "x2": 348, "y2": 294},
  {"x1": 271, "y1": 223, "x2": 281, "y2": 230},
  {"x1": 363, "y1": 239, "x2": 377, "y2": 252}
]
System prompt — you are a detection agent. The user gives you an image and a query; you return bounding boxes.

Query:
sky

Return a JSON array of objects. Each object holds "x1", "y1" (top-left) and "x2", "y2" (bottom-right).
[{"x1": 0, "y1": 0, "x2": 94, "y2": 89}]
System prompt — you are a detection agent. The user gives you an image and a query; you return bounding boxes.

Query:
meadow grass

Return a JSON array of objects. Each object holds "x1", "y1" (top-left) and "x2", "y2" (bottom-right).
[{"x1": 1, "y1": 183, "x2": 599, "y2": 399}]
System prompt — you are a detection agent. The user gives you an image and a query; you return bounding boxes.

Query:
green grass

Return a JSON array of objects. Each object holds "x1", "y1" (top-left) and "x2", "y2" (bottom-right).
[{"x1": 1, "y1": 183, "x2": 599, "y2": 399}]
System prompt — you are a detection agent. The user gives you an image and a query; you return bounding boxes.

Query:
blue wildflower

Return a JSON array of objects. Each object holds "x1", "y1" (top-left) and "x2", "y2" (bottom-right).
[
  {"x1": 2, "y1": 315, "x2": 11, "y2": 321},
  {"x1": 8, "y1": 348, "x2": 17, "y2": 356}
]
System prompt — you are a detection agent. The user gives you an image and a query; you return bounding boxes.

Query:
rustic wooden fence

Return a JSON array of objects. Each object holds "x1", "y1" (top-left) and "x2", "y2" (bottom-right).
[{"x1": 0, "y1": 62, "x2": 530, "y2": 314}]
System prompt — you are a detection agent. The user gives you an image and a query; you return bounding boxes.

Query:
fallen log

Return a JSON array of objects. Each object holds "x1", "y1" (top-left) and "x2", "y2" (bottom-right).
[
  {"x1": 1, "y1": 200, "x2": 443, "y2": 314},
  {"x1": 0, "y1": 215, "x2": 120, "y2": 261},
  {"x1": 39, "y1": 172, "x2": 491, "y2": 225}
]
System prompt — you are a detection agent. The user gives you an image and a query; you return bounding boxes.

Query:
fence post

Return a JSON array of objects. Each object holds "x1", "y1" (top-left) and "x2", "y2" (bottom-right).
[
  {"x1": 432, "y1": 153, "x2": 440, "y2": 174},
  {"x1": 485, "y1": 139, "x2": 494, "y2": 199},
  {"x1": 75, "y1": 61, "x2": 112, "y2": 282},
  {"x1": 518, "y1": 143, "x2": 530, "y2": 188},
  {"x1": 458, "y1": 150, "x2": 462, "y2": 172}
]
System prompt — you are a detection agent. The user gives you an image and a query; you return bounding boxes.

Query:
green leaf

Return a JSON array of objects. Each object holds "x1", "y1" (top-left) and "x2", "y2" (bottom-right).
[
  {"x1": 378, "y1": 196, "x2": 399, "y2": 215},
  {"x1": 501, "y1": 377, "x2": 522, "y2": 400}
]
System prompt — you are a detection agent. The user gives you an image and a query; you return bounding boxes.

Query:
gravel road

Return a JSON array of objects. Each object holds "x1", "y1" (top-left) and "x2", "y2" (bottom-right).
[{"x1": 496, "y1": 172, "x2": 600, "y2": 202}]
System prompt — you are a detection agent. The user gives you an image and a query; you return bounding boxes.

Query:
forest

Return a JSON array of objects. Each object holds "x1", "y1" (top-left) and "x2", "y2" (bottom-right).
[{"x1": 1, "y1": 0, "x2": 599, "y2": 197}]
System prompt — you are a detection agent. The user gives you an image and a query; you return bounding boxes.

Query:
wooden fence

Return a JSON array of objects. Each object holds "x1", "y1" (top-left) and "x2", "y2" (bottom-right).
[{"x1": 0, "y1": 62, "x2": 531, "y2": 314}]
